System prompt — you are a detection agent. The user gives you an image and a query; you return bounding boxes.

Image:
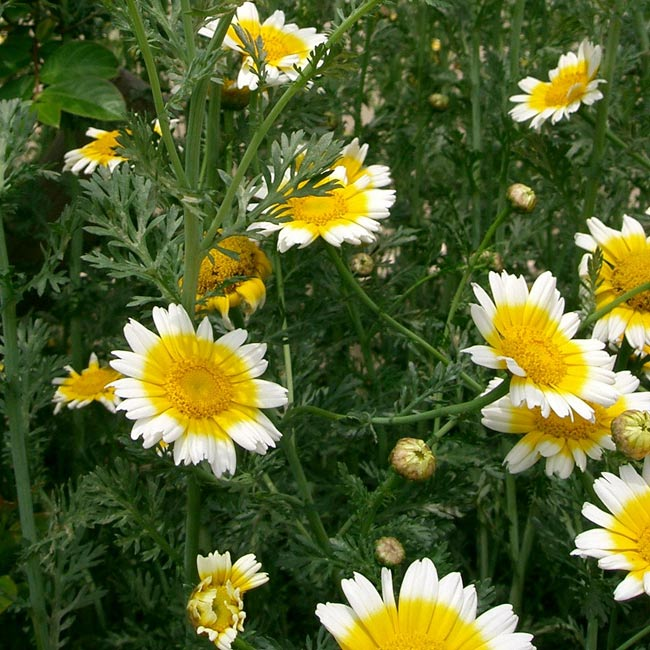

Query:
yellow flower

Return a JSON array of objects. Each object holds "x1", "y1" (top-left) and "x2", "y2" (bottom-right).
[
  {"x1": 199, "y1": 1, "x2": 326, "y2": 90},
  {"x1": 195, "y1": 235, "x2": 272, "y2": 328},
  {"x1": 316, "y1": 557, "x2": 535, "y2": 649},
  {"x1": 510, "y1": 39, "x2": 604, "y2": 129},
  {"x1": 573, "y1": 458, "x2": 650, "y2": 600},
  {"x1": 576, "y1": 215, "x2": 650, "y2": 353},
  {"x1": 63, "y1": 127, "x2": 127, "y2": 175},
  {"x1": 249, "y1": 138, "x2": 395, "y2": 252},
  {"x1": 110, "y1": 304, "x2": 287, "y2": 477},
  {"x1": 463, "y1": 270, "x2": 617, "y2": 420},
  {"x1": 187, "y1": 549, "x2": 268, "y2": 649},
  {"x1": 52, "y1": 352, "x2": 121, "y2": 414},
  {"x1": 482, "y1": 372, "x2": 650, "y2": 478}
]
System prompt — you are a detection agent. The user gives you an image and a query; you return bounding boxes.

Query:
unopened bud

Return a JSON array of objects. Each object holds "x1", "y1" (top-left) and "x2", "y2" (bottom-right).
[
  {"x1": 389, "y1": 438, "x2": 436, "y2": 481},
  {"x1": 375, "y1": 536, "x2": 405, "y2": 566},
  {"x1": 611, "y1": 410, "x2": 650, "y2": 460},
  {"x1": 506, "y1": 183, "x2": 537, "y2": 213},
  {"x1": 428, "y1": 93, "x2": 449, "y2": 111},
  {"x1": 476, "y1": 249, "x2": 504, "y2": 272},
  {"x1": 350, "y1": 252, "x2": 374, "y2": 276},
  {"x1": 431, "y1": 38, "x2": 442, "y2": 53}
]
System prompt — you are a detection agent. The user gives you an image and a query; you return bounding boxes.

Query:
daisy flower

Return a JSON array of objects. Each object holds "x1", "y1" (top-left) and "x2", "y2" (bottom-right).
[
  {"x1": 194, "y1": 235, "x2": 272, "y2": 328},
  {"x1": 482, "y1": 371, "x2": 650, "y2": 479},
  {"x1": 509, "y1": 39, "x2": 604, "y2": 129},
  {"x1": 187, "y1": 549, "x2": 268, "y2": 649},
  {"x1": 462, "y1": 270, "x2": 617, "y2": 421},
  {"x1": 249, "y1": 140, "x2": 395, "y2": 252},
  {"x1": 316, "y1": 557, "x2": 535, "y2": 650},
  {"x1": 63, "y1": 127, "x2": 127, "y2": 175},
  {"x1": 576, "y1": 215, "x2": 650, "y2": 353},
  {"x1": 199, "y1": 1, "x2": 327, "y2": 90},
  {"x1": 573, "y1": 458, "x2": 650, "y2": 601},
  {"x1": 52, "y1": 352, "x2": 121, "y2": 414},
  {"x1": 109, "y1": 304, "x2": 287, "y2": 477}
]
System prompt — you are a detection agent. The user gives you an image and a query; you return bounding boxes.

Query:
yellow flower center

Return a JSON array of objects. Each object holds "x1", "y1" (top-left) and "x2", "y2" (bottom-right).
[
  {"x1": 164, "y1": 359, "x2": 233, "y2": 418},
  {"x1": 234, "y1": 21, "x2": 309, "y2": 67},
  {"x1": 286, "y1": 190, "x2": 348, "y2": 225},
  {"x1": 210, "y1": 585, "x2": 240, "y2": 631},
  {"x1": 637, "y1": 527, "x2": 650, "y2": 563},
  {"x1": 609, "y1": 249, "x2": 650, "y2": 312},
  {"x1": 499, "y1": 326, "x2": 566, "y2": 385},
  {"x1": 64, "y1": 367, "x2": 120, "y2": 398},
  {"x1": 529, "y1": 61, "x2": 590, "y2": 110},
  {"x1": 81, "y1": 131, "x2": 126, "y2": 165},
  {"x1": 187, "y1": 579, "x2": 243, "y2": 638},
  {"x1": 197, "y1": 236, "x2": 261, "y2": 296},
  {"x1": 534, "y1": 405, "x2": 604, "y2": 440},
  {"x1": 379, "y1": 633, "x2": 445, "y2": 650}
]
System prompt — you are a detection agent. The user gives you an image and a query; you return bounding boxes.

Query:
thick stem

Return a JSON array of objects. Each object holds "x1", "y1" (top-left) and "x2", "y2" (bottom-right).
[{"x1": 0, "y1": 213, "x2": 49, "y2": 649}]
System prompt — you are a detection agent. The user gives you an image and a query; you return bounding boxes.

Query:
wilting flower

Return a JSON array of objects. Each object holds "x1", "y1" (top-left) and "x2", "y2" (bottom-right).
[
  {"x1": 316, "y1": 557, "x2": 535, "y2": 649},
  {"x1": 199, "y1": 1, "x2": 327, "y2": 90},
  {"x1": 576, "y1": 215, "x2": 650, "y2": 353},
  {"x1": 249, "y1": 138, "x2": 395, "y2": 252},
  {"x1": 573, "y1": 458, "x2": 650, "y2": 600},
  {"x1": 187, "y1": 549, "x2": 268, "y2": 649},
  {"x1": 510, "y1": 39, "x2": 604, "y2": 129},
  {"x1": 110, "y1": 304, "x2": 287, "y2": 477},
  {"x1": 463, "y1": 270, "x2": 617, "y2": 421},
  {"x1": 63, "y1": 127, "x2": 127, "y2": 175},
  {"x1": 482, "y1": 372, "x2": 650, "y2": 479},
  {"x1": 52, "y1": 352, "x2": 121, "y2": 414},
  {"x1": 194, "y1": 235, "x2": 272, "y2": 328}
]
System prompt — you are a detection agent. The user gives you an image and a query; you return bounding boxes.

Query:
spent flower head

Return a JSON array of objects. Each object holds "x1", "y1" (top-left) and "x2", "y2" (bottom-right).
[
  {"x1": 110, "y1": 304, "x2": 287, "y2": 478},
  {"x1": 510, "y1": 39, "x2": 604, "y2": 129},
  {"x1": 316, "y1": 557, "x2": 535, "y2": 649},
  {"x1": 199, "y1": 1, "x2": 327, "y2": 90},
  {"x1": 187, "y1": 549, "x2": 268, "y2": 649}
]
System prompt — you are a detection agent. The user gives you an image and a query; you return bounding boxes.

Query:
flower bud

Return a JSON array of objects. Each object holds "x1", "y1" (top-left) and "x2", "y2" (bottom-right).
[
  {"x1": 221, "y1": 79, "x2": 251, "y2": 110},
  {"x1": 375, "y1": 536, "x2": 405, "y2": 567},
  {"x1": 506, "y1": 183, "x2": 537, "y2": 213},
  {"x1": 430, "y1": 38, "x2": 442, "y2": 53},
  {"x1": 476, "y1": 249, "x2": 504, "y2": 272},
  {"x1": 428, "y1": 93, "x2": 449, "y2": 111},
  {"x1": 611, "y1": 410, "x2": 650, "y2": 460},
  {"x1": 389, "y1": 438, "x2": 436, "y2": 481},
  {"x1": 350, "y1": 252, "x2": 374, "y2": 276}
]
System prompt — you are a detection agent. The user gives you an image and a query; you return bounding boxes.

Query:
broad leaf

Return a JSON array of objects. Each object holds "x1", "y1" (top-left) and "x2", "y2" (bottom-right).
[{"x1": 40, "y1": 41, "x2": 119, "y2": 84}]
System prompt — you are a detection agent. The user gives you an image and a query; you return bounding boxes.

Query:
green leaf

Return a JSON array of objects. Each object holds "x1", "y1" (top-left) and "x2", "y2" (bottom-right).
[
  {"x1": 0, "y1": 75, "x2": 34, "y2": 101},
  {"x1": 40, "y1": 41, "x2": 119, "y2": 85},
  {"x1": 0, "y1": 575, "x2": 18, "y2": 614},
  {"x1": 35, "y1": 78, "x2": 125, "y2": 126},
  {"x1": 33, "y1": 99, "x2": 61, "y2": 127}
]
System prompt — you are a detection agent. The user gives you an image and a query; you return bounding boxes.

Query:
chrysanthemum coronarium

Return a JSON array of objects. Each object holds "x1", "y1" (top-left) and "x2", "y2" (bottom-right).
[
  {"x1": 199, "y1": 1, "x2": 326, "y2": 90},
  {"x1": 109, "y1": 304, "x2": 287, "y2": 477},
  {"x1": 187, "y1": 549, "x2": 268, "y2": 649},
  {"x1": 194, "y1": 235, "x2": 272, "y2": 328},
  {"x1": 63, "y1": 127, "x2": 127, "y2": 175},
  {"x1": 52, "y1": 352, "x2": 121, "y2": 414},
  {"x1": 509, "y1": 39, "x2": 604, "y2": 129},
  {"x1": 463, "y1": 270, "x2": 617, "y2": 421},
  {"x1": 316, "y1": 557, "x2": 535, "y2": 649},
  {"x1": 481, "y1": 372, "x2": 650, "y2": 479},
  {"x1": 573, "y1": 458, "x2": 650, "y2": 601},
  {"x1": 249, "y1": 139, "x2": 395, "y2": 252},
  {"x1": 576, "y1": 215, "x2": 650, "y2": 353}
]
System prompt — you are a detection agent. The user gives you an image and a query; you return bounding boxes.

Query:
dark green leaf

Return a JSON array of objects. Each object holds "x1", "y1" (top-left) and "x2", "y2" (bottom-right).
[{"x1": 40, "y1": 41, "x2": 119, "y2": 84}]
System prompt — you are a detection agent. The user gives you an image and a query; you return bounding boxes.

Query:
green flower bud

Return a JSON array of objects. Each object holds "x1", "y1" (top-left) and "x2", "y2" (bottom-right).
[
  {"x1": 611, "y1": 410, "x2": 650, "y2": 460},
  {"x1": 506, "y1": 183, "x2": 537, "y2": 213}
]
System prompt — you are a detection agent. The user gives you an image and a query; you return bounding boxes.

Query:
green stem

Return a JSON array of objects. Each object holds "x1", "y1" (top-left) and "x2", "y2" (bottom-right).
[
  {"x1": 202, "y1": 0, "x2": 385, "y2": 251},
  {"x1": 183, "y1": 474, "x2": 201, "y2": 583},
  {"x1": 0, "y1": 213, "x2": 49, "y2": 650},
  {"x1": 354, "y1": 15, "x2": 375, "y2": 138},
  {"x1": 184, "y1": 76, "x2": 209, "y2": 186},
  {"x1": 581, "y1": 5, "x2": 623, "y2": 220},
  {"x1": 507, "y1": 0, "x2": 526, "y2": 85},
  {"x1": 468, "y1": 23, "x2": 482, "y2": 246},
  {"x1": 509, "y1": 495, "x2": 536, "y2": 614},
  {"x1": 125, "y1": 0, "x2": 186, "y2": 184},
  {"x1": 275, "y1": 254, "x2": 330, "y2": 553},
  {"x1": 179, "y1": 0, "x2": 196, "y2": 62},
  {"x1": 444, "y1": 206, "x2": 511, "y2": 338},
  {"x1": 326, "y1": 245, "x2": 482, "y2": 392},
  {"x1": 586, "y1": 616, "x2": 599, "y2": 650},
  {"x1": 505, "y1": 472, "x2": 520, "y2": 607},
  {"x1": 290, "y1": 377, "x2": 509, "y2": 426},
  {"x1": 201, "y1": 82, "x2": 221, "y2": 190},
  {"x1": 579, "y1": 281, "x2": 650, "y2": 333},
  {"x1": 615, "y1": 622, "x2": 650, "y2": 650}
]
